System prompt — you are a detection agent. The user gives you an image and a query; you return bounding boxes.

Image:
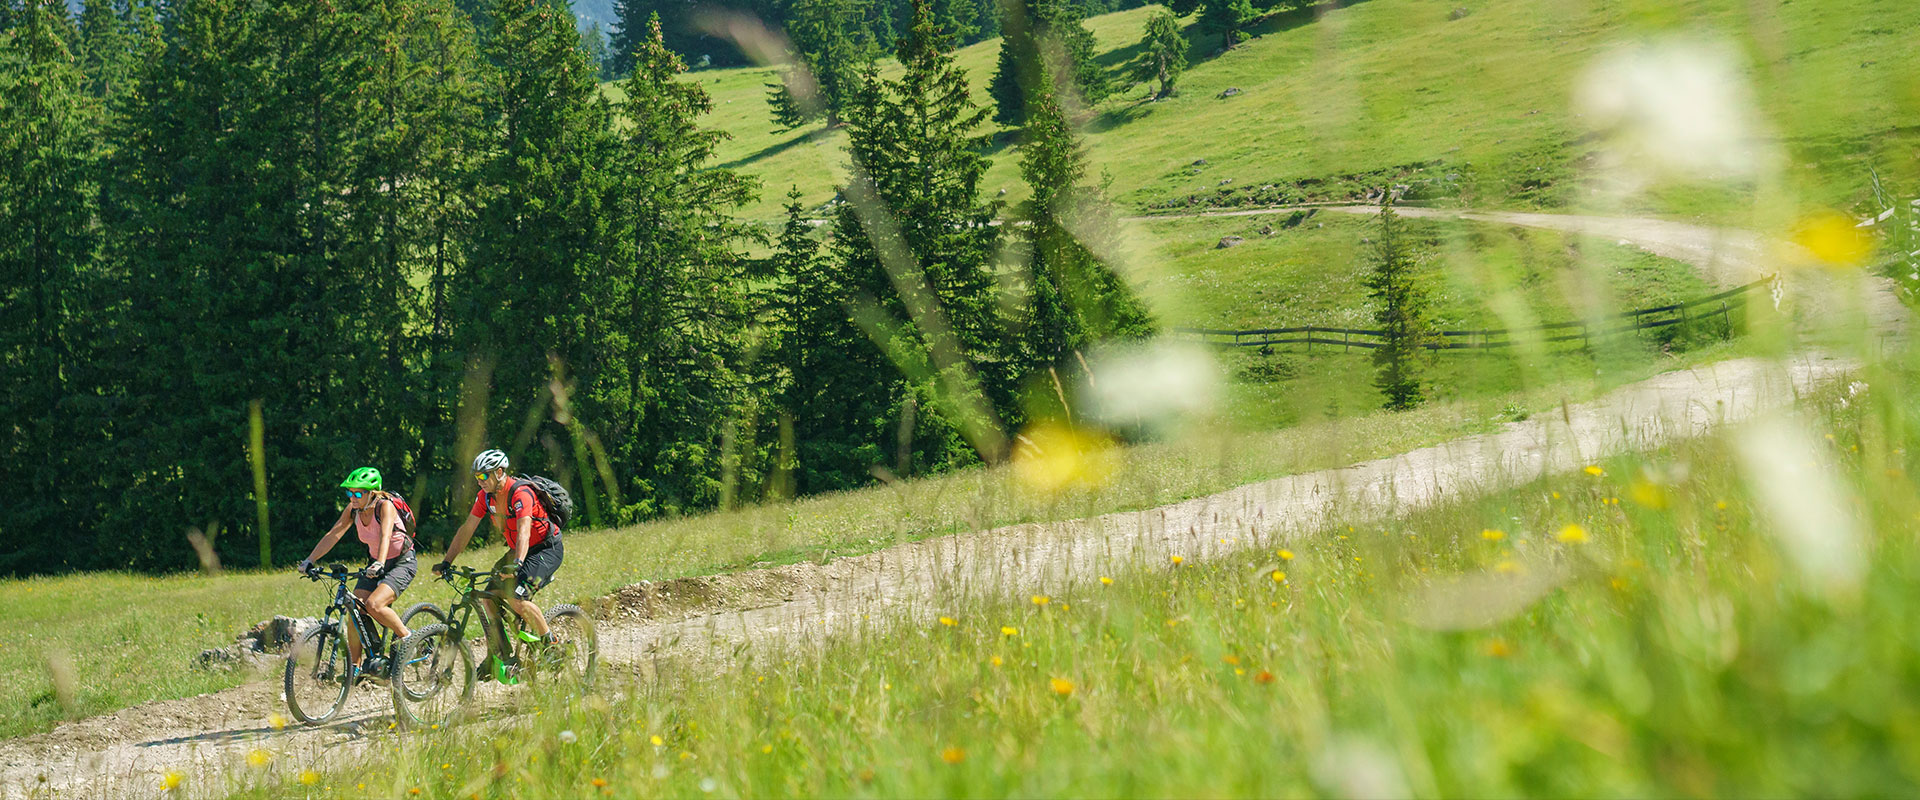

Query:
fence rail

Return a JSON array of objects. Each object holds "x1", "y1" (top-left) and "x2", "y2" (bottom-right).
[{"x1": 1174, "y1": 275, "x2": 1775, "y2": 352}]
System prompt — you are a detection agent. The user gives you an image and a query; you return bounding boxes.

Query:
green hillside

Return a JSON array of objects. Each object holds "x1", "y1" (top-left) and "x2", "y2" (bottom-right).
[{"x1": 659, "y1": 0, "x2": 1920, "y2": 224}]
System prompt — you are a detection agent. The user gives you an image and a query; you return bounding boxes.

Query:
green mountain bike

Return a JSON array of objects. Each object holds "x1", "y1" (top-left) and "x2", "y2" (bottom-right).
[
  {"x1": 283, "y1": 563, "x2": 447, "y2": 725},
  {"x1": 389, "y1": 565, "x2": 597, "y2": 729}
]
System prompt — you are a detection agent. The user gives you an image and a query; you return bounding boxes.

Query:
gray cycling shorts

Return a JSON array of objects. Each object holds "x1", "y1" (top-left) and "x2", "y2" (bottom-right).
[{"x1": 355, "y1": 546, "x2": 417, "y2": 596}]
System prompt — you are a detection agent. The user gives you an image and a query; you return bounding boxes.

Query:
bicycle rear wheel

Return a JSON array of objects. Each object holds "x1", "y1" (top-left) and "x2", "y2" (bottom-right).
[
  {"x1": 284, "y1": 624, "x2": 351, "y2": 725},
  {"x1": 533, "y1": 604, "x2": 597, "y2": 692},
  {"x1": 390, "y1": 622, "x2": 474, "y2": 730}
]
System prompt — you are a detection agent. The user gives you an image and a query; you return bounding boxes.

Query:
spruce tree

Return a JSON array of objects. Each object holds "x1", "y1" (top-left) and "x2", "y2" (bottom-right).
[
  {"x1": 463, "y1": 0, "x2": 615, "y2": 486},
  {"x1": 988, "y1": 0, "x2": 1106, "y2": 125},
  {"x1": 1199, "y1": 0, "x2": 1252, "y2": 51},
  {"x1": 354, "y1": 0, "x2": 488, "y2": 533},
  {"x1": 935, "y1": 0, "x2": 977, "y2": 42},
  {"x1": 1129, "y1": 6, "x2": 1186, "y2": 99},
  {"x1": 1015, "y1": 94, "x2": 1153, "y2": 371},
  {"x1": 826, "y1": 0, "x2": 1012, "y2": 474},
  {"x1": 597, "y1": 14, "x2": 759, "y2": 518},
  {"x1": 0, "y1": 0, "x2": 101, "y2": 572},
  {"x1": 767, "y1": 0, "x2": 873, "y2": 129},
  {"x1": 74, "y1": 0, "x2": 133, "y2": 105},
  {"x1": 1364, "y1": 199, "x2": 1432, "y2": 411}
]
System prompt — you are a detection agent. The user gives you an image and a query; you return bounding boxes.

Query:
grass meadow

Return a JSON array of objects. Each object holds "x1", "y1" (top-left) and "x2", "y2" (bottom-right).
[
  {"x1": 224, "y1": 347, "x2": 1920, "y2": 799},
  {"x1": 649, "y1": 0, "x2": 1920, "y2": 226}
]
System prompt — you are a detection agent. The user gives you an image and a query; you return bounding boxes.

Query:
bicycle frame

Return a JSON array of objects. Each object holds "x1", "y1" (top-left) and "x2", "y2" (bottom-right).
[
  {"x1": 436, "y1": 566, "x2": 534, "y2": 664},
  {"x1": 308, "y1": 566, "x2": 389, "y2": 664}
]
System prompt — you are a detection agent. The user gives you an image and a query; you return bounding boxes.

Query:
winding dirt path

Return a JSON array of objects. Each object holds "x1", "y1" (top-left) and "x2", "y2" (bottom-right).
[{"x1": 0, "y1": 211, "x2": 1892, "y2": 799}]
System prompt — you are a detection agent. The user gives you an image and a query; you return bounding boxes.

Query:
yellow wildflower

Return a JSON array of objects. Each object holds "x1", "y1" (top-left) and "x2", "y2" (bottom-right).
[
  {"x1": 990, "y1": 655, "x2": 1003, "y2": 667},
  {"x1": 938, "y1": 616, "x2": 957, "y2": 627},
  {"x1": 1099, "y1": 576, "x2": 1113, "y2": 585},
  {"x1": 1030, "y1": 595, "x2": 1049, "y2": 606},
  {"x1": 650, "y1": 735, "x2": 664, "y2": 747},
  {"x1": 1270, "y1": 570, "x2": 1286, "y2": 583},
  {"x1": 1583, "y1": 465, "x2": 1604, "y2": 476},
  {"x1": 161, "y1": 772, "x2": 184, "y2": 791},
  {"x1": 298, "y1": 771, "x2": 320, "y2": 786},
  {"x1": 941, "y1": 747, "x2": 967, "y2": 764},
  {"x1": 1484, "y1": 638, "x2": 1513, "y2": 658},
  {"x1": 1557, "y1": 524, "x2": 1588, "y2": 543},
  {"x1": 1277, "y1": 549, "x2": 1294, "y2": 561},
  {"x1": 1480, "y1": 529, "x2": 1505, "y2": 541},
  {"x1": 1050, "y1": 677, "x2": 1075, "y2": 696},
  {"x1": 1001, "y1": 626, "x2": 1019, "y2": 637},
  {"x1": 1170, "y1": 555, "x2": 1184, "y2": 565},
  {"x1": 246, "y1": 749, "x2": 271, "y2": 768}
]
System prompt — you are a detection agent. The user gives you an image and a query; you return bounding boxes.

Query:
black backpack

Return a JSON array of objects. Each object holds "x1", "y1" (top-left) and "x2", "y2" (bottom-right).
[{"x1": 515, "y1": 474, "x2": 575, "y2": 531}]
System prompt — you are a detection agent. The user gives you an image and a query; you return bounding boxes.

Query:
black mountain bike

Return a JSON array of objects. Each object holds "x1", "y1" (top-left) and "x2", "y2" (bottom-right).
[
  {"x1": 389, "y1": 565, "x2": 597, "y2": 729},
  {"x1": 283, "y1": 563, "x2": 446, "y2": 725}
]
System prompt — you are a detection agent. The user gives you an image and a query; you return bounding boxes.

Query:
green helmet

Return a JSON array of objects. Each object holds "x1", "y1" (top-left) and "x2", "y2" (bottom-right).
[{"x1": 340, "y1": 467, "x2": 383, "y2": 490}]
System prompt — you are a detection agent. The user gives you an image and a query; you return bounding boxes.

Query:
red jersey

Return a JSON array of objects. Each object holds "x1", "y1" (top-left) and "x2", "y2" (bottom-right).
[{"x1": 471, "y1": 478, "x2": 554, "y2": 548}]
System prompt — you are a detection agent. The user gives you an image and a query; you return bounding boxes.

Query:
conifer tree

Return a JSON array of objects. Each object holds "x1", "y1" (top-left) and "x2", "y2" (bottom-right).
[
  {"x1": 1199, "y1": 0, "x2": 1252, "y2": 51},
  {"x1": 463, "y1": 0, "x2": 616, "y2": 483},
  {"x1": 597, "y1": 14, "x2": 759, "y2": 517},
  {"x1": 0, "y1": 0, "x2": 101, "y2": 572},
  {"x1": 355, "y1": 0, "x2": 489, "y2": 530},
  {"x1": 989, "y1": 0, "x2": 1106, "y2": 125},
  {"x1": 824, "y1": 0, "x2": 1012, "y2": 477},
  {"x1": 74, "y1": 0, "x2": 133, "y2": 105},
  {"x1": 766, "y1": 0, "x2": 873, "y2": 129},
  {"x1": 768, "y1": 186, "x2": 899, "y2": 491},
  {"x1": 1015, "y1": 94, "x2": 1153, "y2": 371},
  {"x1": 1129, "y1": 6, "x2": 1186, "y2": 99},
  {"x1": 1364, "y1": 199, "x2": 1432, "y2": 411}
]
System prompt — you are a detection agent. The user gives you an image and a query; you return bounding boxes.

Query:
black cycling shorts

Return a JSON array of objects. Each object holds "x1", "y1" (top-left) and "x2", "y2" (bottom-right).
[
  {"x1": 487, "y1": 532, "x2": 563, "y2": 600},
  {"x1": 355, "y1": 546, "x2": 416, "y2": 596}
]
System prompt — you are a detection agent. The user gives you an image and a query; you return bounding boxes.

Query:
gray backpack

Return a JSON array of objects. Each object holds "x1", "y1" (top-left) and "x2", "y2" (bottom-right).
[{"x1": 514, "y1": 474, "x2": 575, "y2": 531}]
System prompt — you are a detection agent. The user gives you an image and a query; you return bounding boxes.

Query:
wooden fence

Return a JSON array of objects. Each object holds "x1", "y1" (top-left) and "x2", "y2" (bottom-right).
[{"x1": 1175, "y1": 275, "x2": 1775, "y2": 352}]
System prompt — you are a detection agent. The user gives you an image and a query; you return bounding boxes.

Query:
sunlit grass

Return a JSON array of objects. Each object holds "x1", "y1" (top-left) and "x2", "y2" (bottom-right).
[{"x1": 238, "y1": 360, "x2": 1920, "y2": 799}]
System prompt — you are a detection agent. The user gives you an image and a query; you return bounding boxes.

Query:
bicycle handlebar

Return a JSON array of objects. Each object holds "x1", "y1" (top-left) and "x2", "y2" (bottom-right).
[{"x1": 300, "y1": 564, "x2": 359, "y2": 582}]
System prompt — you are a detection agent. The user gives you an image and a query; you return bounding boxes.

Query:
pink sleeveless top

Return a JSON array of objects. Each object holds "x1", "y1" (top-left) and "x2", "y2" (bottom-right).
[{"x1": 352, "y1": 499, "x2": 410, "y2": 559}]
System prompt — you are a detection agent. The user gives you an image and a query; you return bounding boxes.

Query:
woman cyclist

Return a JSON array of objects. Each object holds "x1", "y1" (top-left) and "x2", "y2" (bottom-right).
[{"x1": 298, "y1": 467, "x2": 416, "y2": 680}]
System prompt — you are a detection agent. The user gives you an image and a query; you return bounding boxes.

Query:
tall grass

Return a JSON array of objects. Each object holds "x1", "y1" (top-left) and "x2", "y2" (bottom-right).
[{"x1": 224, "y1": 351, "x2": 1920, "y2": 798}]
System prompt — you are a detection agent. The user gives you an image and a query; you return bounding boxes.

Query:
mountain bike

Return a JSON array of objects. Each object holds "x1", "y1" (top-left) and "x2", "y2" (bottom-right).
[
  {"x1": 283, "y1": 563, "x2": 447, "y2": 725},
  {"x1": 389, "y1": 564, "x2": 597, "y2": 729}
]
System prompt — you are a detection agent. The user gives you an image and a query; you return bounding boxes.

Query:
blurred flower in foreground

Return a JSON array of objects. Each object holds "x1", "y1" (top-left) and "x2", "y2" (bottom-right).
[
  {"x1": 1080, "y1": 339, "x2": 1222, "y2": 432},
  {"x1": 1791, "y1": 211, "x2": 1875, "y2": 268},
  {"x1": 1012, "y1": 423, "x2": 1116, "y2": 493},
  {"x1": 1576, "y1": 35, "x2": 1777, "y2": 196},
  {"x1": 1735, "y1": 416, "x2": 1865, "y2": 599},
  {"x1": 1311, "y1": 736, "x2": 1410, "y2": 800}
]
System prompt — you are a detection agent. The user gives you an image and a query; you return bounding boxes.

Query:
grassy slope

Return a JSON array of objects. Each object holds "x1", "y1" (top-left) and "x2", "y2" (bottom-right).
[
  {"x1": 658, "y1": 0, "x2": 1920, "y2": 225},
  {"x1": 245, "y1": 367, "x2": 1920, "y2": 799}
]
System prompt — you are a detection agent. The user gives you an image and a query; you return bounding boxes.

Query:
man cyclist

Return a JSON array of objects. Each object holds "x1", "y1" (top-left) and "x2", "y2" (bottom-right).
[{"x1": 434, "y1": 449, "x2": 564, "y2": 680}]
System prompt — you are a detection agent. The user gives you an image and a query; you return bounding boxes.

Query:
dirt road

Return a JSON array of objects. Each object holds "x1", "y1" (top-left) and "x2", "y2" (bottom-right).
[{"x1": 1, "y1": 210, "x2": 1890, "y2": 799}]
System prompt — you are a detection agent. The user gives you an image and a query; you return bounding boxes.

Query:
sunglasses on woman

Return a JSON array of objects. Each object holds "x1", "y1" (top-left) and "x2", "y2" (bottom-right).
[{"x1": 344, "y1": 489, "x2": 368, "y2": 499}]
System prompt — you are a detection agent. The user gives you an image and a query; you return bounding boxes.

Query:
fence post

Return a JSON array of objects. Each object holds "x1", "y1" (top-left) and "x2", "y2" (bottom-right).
[
  {"x1": 1343, "y1": 331, "x2": 1350, "y2": 352},
  {"x1": 1720, "y1": 301, "x2": 1732, "y2": 340},
  {"x1": 1307, "y1": 326, "x2": 1313, "y2": 354}
]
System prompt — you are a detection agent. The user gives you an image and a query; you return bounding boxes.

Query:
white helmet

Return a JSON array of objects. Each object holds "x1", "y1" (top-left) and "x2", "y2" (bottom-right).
[{"x1": 471, "y1": 449, "x2": 510, "y2": 473}]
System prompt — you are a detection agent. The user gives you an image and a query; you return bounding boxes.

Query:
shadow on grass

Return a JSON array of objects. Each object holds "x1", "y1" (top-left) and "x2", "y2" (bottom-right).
[{"x1": 715, "y1": 125, "x2": 838, "y2": 171}]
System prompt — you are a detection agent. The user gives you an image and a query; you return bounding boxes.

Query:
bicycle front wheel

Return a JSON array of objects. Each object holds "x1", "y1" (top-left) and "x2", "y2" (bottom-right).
[
  {"x1": 391, "y1": 622, "x2": 474, "y2": 730},
  {"x1": 533, "y1": 604, "x2": 597, "y2": 693},
  {"x1": 284, "y1": 624, "x2": 351, "y2": 725}
]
